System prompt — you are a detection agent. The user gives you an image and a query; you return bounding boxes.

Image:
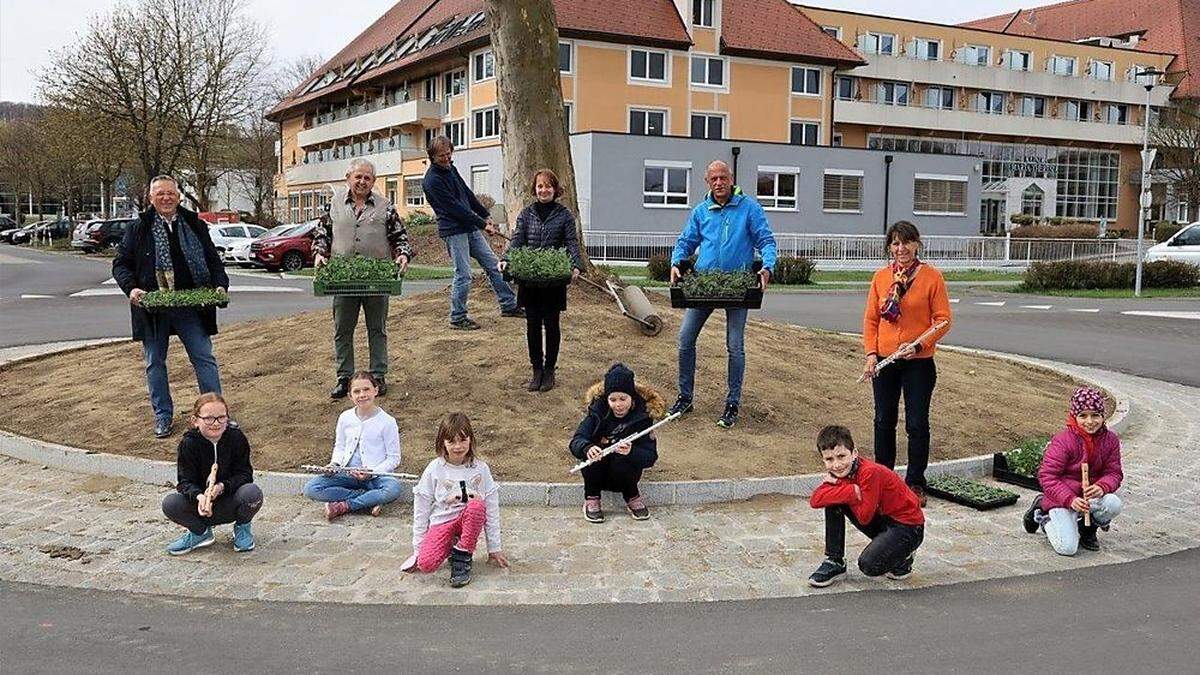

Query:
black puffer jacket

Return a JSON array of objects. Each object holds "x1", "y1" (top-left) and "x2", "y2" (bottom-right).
[
  {"x1": 568, "y1": 386, "x2": 663, "y2": 470},
  {"x1": 175, "y1": 427, "x2": 254, "y2": 502},
  {"x1": 506, "y1": 201, "x2": 583, "y2": 270}
]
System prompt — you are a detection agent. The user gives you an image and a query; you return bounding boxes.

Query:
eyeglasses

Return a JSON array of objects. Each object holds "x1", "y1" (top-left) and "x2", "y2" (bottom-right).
[{"x1": 198, "y1": 415, "x2": 228, "y2": 425}]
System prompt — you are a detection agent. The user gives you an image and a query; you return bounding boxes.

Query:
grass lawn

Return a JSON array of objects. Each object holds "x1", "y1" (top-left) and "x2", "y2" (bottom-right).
[{"x1": 1005, "y1": 286, "x2": 1200, "y2": 299}]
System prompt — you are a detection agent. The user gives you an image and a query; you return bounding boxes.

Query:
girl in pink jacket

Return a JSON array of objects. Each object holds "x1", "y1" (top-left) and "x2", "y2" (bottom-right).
[{"x1": 1023, "y1": 387, "x2": 1124, "y2": 555}]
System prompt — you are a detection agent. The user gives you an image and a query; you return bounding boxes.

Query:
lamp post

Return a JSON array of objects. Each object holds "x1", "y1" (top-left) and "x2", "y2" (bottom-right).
[{"x1": 1135, "y1": 68, "x2": 1166, "y2": 297}]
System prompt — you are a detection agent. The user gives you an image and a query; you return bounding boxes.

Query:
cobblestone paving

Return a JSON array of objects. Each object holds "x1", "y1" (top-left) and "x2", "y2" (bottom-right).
[{"x1": 0, "y1": 362, "x2": 1195, "y2": 606}]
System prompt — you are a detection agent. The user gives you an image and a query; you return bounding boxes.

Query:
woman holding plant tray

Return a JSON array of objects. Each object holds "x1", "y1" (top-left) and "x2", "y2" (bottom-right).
[{"x1": 498, "y1": 169, "x2": 582, "y2": 392}]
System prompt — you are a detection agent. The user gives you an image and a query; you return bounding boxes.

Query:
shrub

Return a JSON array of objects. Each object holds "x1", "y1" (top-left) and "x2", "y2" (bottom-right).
[
  {"x1": 1153, "y1": 221, "x2": 1184, "y2": 243},
  {"x1": 772, "y1": 256, "x2": 815, "y2": 285},
  {"x1": 405, "y1": 211, "x2": 436, "y2": 233},
  {"x1": 646, "y1": 253, "x2": 671, "y2": 281},
  {"x1": 1010, "y1": 223, "x2": 1100, "y2": 239},
  {"x1": 1022, "y1": 260, "x2": 1200, "y2": 290},
  {"x1": 1143, "y1": 260, "x2": 1200, "y2": 288},
  {"x1": 505, "y1": 247, "x2": 574, "y2": 286},
  {"x1": 1009, "y1": 213, "x2": 1037, "y2": 226}
]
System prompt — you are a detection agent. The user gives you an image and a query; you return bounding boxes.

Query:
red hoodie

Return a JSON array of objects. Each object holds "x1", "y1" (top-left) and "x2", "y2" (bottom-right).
[{"x1": 809, "y1": 457, "x2": 925, "y2": 526}]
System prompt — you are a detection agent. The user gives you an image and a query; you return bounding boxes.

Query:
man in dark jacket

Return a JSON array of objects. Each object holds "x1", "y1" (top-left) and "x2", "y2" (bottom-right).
[
  {"x1": 112, "y1": 175, "x2": 229, "y2": 438},
  {"x1": 422, "y1": 135, "x2": 521, "y2": 330}
]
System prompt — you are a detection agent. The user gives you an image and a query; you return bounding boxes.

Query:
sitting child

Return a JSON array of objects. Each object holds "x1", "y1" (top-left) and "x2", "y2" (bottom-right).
[
  {"x1": 807, "y1": 425, "x2": 925, "y2": 587},
  {"x1": 1023, "y1": 386, "x2": 1123, "y2": 555},
  {"x1": 569, "y1": 363, "x2": 663, "y2": 523}
]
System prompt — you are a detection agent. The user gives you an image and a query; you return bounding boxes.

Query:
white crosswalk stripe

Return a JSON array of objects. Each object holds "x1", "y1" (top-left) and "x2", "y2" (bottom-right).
[
  {"x1": 975, "y1": 301, "x2": 1006, "y2": 307},
  {"x1": 1020, "y1": 305, "x2": 1053, "y2": 310},
  {"x1": 1121, "y1": 310, "x2": 1200, "y2": 321}
]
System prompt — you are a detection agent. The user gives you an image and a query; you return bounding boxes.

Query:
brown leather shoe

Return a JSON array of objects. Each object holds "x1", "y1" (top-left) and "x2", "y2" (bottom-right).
[{"x1": 538, "y1": 368, "x2": 556, "y2": 392}]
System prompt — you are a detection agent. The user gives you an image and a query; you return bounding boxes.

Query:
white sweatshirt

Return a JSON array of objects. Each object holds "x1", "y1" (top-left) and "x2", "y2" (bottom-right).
[
  {"x1": 329, "y1": 407, "x2": 401, "y2": 474},
  {"x1": 411, "y1": 456, "x2": 502, "y2": 553}
]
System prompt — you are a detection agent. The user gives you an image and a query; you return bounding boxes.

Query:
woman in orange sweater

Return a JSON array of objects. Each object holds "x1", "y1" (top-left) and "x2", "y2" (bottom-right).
[{"x1": 862, "y1": 221, "x2": 952, "y2": 504}]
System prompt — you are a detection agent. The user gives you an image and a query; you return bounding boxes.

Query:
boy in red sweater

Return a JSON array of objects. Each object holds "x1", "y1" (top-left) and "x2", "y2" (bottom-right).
[{"x1": 808, "y1": 425, "x2": 925, "y2": 587}]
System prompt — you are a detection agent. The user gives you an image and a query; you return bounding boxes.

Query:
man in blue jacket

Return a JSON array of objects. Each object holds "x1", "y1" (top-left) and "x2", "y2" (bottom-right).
[
  {"x1": 668, "y1": 160, "x2": 776, "y2": 428},
  {"x1": 422, "y1": 136, "x2": 521, "y2": 330}
]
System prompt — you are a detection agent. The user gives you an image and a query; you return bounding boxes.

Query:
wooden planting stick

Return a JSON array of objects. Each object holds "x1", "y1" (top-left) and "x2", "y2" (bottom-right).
[{"x1": 1081, "y1": 462, "x2": 1091, "y2": 527}]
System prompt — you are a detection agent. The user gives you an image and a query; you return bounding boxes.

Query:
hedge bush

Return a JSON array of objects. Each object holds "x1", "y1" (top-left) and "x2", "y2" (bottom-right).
[
  {"x1": 1022, "y1": 260, "x2": 1200, "y2": 290},
  {"x1": 646, "y1": 253, "x2": 671, "y2": 281},
  {"x1": 1153, "y1": 221, "x2": 1184, "y2": 243},
  {"x1": 1010, "y1": 223, "x2": 1099, "y2": 239},
  {"x1": 772, "y1": 256, "x2": 815, "y2": 285},
  {"x1": 1143, "y1": 260, "x2": 1200, "y2": 288},
  {"x1": 405, "y1": 211, "x2": 436, "y2": 233}
]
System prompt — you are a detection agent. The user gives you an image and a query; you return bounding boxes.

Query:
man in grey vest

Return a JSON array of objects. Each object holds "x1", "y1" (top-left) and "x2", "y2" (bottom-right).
[{"x1": 313, "y1": 159, "x2": 413, "y2": 399}]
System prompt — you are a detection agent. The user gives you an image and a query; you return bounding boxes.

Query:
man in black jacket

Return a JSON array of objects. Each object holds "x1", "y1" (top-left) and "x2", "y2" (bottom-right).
[
  {"x1": 112, "y1": 175, "x2": 229, "y2": 438},
  {"x1": 422, "y1": 136, "x2": 521, "y2": 330}
]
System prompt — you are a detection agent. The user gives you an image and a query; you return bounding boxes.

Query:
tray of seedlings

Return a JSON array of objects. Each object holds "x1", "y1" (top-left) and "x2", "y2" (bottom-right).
[
  {"x1": 313, "y1": 255, "x2": 404, "y2": 296},
  {"x1": 669, "y1": 269, "x2": 763, "y2": 309},
  {"x1": 503, "y1": 247, "x2": 574, "y2": 287},
  {"x1": 992, "y1": 437, "x2": 1047, "y2": 492},
  {"x1": 925, "y1": 475, "x2": 1020, "y2": 511},
  {"x1": 141, "y1": 287, "x2": 228, "y2": 313}
]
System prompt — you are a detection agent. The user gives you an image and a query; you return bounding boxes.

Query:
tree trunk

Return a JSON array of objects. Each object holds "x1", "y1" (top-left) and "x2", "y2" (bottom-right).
[{"x1": 483, "y1": 0, "x2": 592, "y2": 272}]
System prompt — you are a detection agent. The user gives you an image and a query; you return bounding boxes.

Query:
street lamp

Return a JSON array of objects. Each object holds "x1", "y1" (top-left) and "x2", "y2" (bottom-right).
[{"x1": 1135, "y1": 68, "x2": 1166, "y2": 297}]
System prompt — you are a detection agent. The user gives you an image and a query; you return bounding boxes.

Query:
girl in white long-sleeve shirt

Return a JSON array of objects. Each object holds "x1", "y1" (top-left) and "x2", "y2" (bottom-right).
[
  {"x1": 302, "y1": 372, "x2": 403, "y2": 520},
  {"x1": 402, "y1": 412, "x2": 509, "y2": 587}
]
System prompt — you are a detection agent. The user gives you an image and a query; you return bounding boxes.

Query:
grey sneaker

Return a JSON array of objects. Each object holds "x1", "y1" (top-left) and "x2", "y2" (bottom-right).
[
  {"x1": 808, "y1": 557, "x2": 847, "y2": 587},
  {"x1": 449, "y1": 318, "x2": 481, "y2": 330},
  {"x1": 449, "y1": 547, "x2": 473, "y2": 587}
]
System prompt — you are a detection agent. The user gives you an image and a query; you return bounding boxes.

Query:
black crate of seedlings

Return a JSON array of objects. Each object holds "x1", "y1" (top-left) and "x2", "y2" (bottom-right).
[
  {"x1": 925, "y1": 475, "x2": 1019, "y2": 511},
  {"x1": 312, "y1": 255, "x2": 403, "y2": 296},
  {"x1": 141, "y1": 287, "x2": 228, "y2": 313},
  {"x1": 669, "y1": 269, "x2": 763, "y2": 309},
  {"x1": 503, "y1": 247, "x2": 574, "y2": 288},
  {"x1": 991, "y1": 438, "x2": 1047, "y2": 492}
]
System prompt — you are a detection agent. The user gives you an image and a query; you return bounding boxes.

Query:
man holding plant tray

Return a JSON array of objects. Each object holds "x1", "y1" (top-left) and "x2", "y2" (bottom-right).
[
  {"x1": 313, "y1": 158, "x2": 413, "y2": 400},
  {"x1": 113, "y1": 175, "x2": 230, "y2": 439},
  {"x1": 667, "y1": 160, "x2": 776, "y2": 430}
]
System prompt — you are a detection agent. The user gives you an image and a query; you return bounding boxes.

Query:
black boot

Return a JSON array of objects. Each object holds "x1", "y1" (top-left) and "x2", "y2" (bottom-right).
[
  {"x1": 1078, "y1": 523, "x2": 1100, "y2": 551},
  {"x1": 1023, "y1": 495, "x2": 1043, "y2": 534},
  {"x1": 527, "y1": 368, "x2": 543, "y2": 392},
  {"x1": 329, "y1": 377, "x2": 350, "y2": 399},
  {"x1": 539, "y1": 367, "x2": 556, "y2": 392},
  {"x1": 449, "y1": 547, "x2": 473, "y2": 587}
]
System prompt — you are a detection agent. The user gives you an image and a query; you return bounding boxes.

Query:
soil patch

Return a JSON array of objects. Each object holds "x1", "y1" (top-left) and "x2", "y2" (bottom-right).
[{"x1": 0, "y1": 283, "x2": 1083, "y2": 482}]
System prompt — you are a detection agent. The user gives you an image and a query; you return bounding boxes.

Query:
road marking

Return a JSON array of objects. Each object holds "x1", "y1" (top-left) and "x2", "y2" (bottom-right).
[
  {"x1": 1121, "y1": 310, "x2": 1200, "y2": 321},
  {"x1": 1069, "y1": 308, "x2": 1101, "y2": 313},
  {"x1": 1020, "y1": 305, "x2": 1053, "y2": 310},
  {"x1": 949, "y1": 298, "x2": 960, "y2": 304},
  {"x1": 102, "y1": 277, "x2": 116, "y2": 285},
  {"x1": 975, "y1": 301, "x2": 1006, "y2": 307},
  {"x1": 20, "y1": 294, "x2": 55, "y2": 299},
  {"x1": 69, "y1": 285, "x2": 303, "y2": 298},
  {"x1": 69, "y1": 288, "x2": 123, "y2": 297}
]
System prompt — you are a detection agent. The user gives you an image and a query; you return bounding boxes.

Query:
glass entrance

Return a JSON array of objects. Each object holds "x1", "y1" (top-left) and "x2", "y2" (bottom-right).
[{"x1": 980, "y1": 197, "x2": 1005, "y2": 234}]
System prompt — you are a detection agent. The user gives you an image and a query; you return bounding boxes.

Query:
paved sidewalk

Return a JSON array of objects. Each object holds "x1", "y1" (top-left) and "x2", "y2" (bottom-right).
[{"x1": 0, "y1": 363, "x2": 1195, "y2": 606}]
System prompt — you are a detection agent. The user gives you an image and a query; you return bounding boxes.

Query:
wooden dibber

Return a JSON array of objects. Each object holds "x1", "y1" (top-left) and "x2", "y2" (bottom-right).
[
  {"x1": 1081, "y1": 462, "x2": 1091, "y2": 527},
  {"x1": 200, "y1": 461, "x2": 219, "y2": 518}
]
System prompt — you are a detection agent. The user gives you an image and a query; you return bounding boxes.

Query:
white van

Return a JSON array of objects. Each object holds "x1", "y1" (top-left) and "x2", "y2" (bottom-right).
[{"x1": 1146, "y1": 222, "x2": 1200, "y2": 265}]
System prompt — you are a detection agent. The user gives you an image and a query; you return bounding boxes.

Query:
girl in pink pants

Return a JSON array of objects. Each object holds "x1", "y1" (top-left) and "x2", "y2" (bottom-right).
[{"x1": 402, "y1": 413, "x2": 509, "y2": 587}]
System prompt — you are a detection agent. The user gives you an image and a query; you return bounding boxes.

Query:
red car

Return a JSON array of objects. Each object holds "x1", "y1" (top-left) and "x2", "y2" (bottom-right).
[{"x1": 251, "y1": 222, "x2": 317, "y2": 272}]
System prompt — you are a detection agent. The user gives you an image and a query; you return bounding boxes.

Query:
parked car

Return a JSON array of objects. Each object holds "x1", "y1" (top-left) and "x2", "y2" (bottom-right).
[
  {"x1": 0, "y1": 221, "x2": 32, "y2": 243},
  {"x1": 223, "y1": 240, "x2": 257, "y2": 267},
  {"x1": 1146, "y1": 222, "x2": 1200, "y2": 266},
  {"x1": 33, "y1": 218, "x2": 75, "y2": 240},
  {"x1": 10, "y1": 220, "x2": 53, "y2": 245},
  {"x1": 251, "y1": 222, "x2": 317, "y2": 272},
  {"x1": 208, "y1": 223, "x2": 269, "y2": 253},
  {"x1": 71, "y1": 218, "x2": 134, "y2": 252},
  {"x1": 0, "y1": 215, "x2": 17, "y2": 230}
]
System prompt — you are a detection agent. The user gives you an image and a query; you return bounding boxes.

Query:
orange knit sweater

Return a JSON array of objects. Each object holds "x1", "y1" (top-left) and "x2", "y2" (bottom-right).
[{"x1": 862, "y1": 264, "x2": 953, "y2": 358}]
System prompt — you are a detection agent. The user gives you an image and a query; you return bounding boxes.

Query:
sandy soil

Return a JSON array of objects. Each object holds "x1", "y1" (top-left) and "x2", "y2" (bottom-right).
[{"x1": 0, "y1": 283, "x2": 1084, "y2": 482}]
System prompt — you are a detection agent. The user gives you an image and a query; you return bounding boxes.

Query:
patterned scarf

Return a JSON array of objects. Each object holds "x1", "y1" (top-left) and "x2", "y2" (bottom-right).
[
  {"x1": 151, "y1": 212, "x2": 211, "y2": 287},
  {"x1": 1066, "y1": 414, "x2": 1100, "y2": 464},
  {"x1": 879, "y1": 259, "x2": 921, "y2": 322}
]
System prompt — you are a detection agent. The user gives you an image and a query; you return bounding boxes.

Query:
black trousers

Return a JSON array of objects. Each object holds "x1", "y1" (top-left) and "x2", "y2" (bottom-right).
[
  {"x1": 525, "y1": 305, "x2": 562, "y2": 370},
  {"x1": 580, "y1": 453, "x2": 643, "y2": 500},
  {"x1": 872, "y1": 356, "x2": 937, "y2": 488},
  {"x1": 824, "y1": 505, "x2": 924, "y2": 576},
  {"x1": 162, "y1": 484, "x2": 264, "y2": 535}
]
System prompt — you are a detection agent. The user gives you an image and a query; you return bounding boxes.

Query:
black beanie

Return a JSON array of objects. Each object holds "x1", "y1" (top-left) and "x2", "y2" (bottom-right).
[{"x1": 603, "y1": 363, "x2": 636, "y2": 398}]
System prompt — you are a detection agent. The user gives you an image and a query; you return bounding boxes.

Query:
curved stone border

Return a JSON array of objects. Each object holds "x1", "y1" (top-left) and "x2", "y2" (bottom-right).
[{"x1": 0, "y1": 338, "x2": 1131, "y2": 506}]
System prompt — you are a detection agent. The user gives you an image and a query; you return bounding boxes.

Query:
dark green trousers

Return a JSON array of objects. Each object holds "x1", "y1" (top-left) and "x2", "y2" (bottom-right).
[{"x1": 332, "y1": 295, "x2": 389, "y2": 378}]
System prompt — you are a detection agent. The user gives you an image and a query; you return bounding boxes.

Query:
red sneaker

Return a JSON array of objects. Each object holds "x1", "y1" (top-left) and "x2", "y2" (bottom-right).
[{"x1": 325, "y1": 500, "x2": 350, "y2": 521}]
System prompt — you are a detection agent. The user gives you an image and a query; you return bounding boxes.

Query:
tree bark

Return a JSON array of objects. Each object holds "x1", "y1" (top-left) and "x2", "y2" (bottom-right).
[{"x1": 483, "y1": 0, "x2": 592, "y2": 272}]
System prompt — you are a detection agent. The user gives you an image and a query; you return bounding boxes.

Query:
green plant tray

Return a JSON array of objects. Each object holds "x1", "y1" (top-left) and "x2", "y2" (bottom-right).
[
  {"x1": 504, "y1": 270, "x2": 572, "y2": 288},
  {"x1": 669, "y1": 286, "x2": 763, "y2": 309},
  {"x1": 144, "y1": 299, "x2": 228, "y2": 313},
  {"x1": 992, "y1": 453, "x2": 1043, "y2": 491},
  {"x1": 313, "y1": 278, "x2": 404, "y2": 296},
  {"x1": 925, "y1": 477, "x2": 1020, "y2": 511}
]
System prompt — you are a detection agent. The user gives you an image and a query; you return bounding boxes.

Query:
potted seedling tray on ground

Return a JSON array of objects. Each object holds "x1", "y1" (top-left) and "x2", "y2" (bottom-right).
[
  {"x1": 313, "y1": 255, "x2": 403, "y2": 296},
  {"x1": 669, "y1": 270, "x2": 763, "y2": 309},
  {"x1": 992, "y1": 437, "x2": 1047, "y2": 491},
  {"x1": 141, "y1": 287, "x2": 228, "y2": 313},
  {"x1": 503, "y1": 247, "x2": 574, "y2": 287},
  {"x1": 925, "y1": 475, "x2": 1020, "y2": 511}
]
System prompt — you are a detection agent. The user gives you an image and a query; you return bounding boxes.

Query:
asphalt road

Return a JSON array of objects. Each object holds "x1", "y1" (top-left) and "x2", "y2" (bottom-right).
[{"x1": 2, "y1": 547, "x2": 1197, "y2": 674}]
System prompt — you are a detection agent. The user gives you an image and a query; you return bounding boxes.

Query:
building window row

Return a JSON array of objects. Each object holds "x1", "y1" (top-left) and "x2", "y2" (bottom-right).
[
  {"x1": 287, "y1": 189, "x2": 331, "y2": 223},
  {"x1": 642, "y1": 163, "x2": 865, "y2": 214},
  {"x1": 302, "y1": 131, "x2": 411, "y2": 165}
]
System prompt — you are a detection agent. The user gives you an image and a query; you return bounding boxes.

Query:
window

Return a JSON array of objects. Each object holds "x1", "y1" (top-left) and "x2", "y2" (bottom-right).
[
  {"x1": 1021, "y1": 184, "x2": 1044, "y2": 217},
  {"x1": 1105, "y1": 103, "x2": 1129, "y2": 124},
  {"x1": 472, "y1": 107, "x2": 500, "y2": 140},
  {"x1": 385, "y1": 178, "x2": 398, "y2": 206},
  {"x1": 822, "y1": 26, "x2": 842, "y2": 40},
  {"x1": 558, "y1": 42, "x2": 573, "y2": 73},
  {"x1": 690, "y1": 55, "x2": 725, "y2": 87},
  {"x1": 643, "y1": 162, "x2": 690, "y2": 207},
  {"x1": 404, "y1": 177, "x2": 425, "y2": 207},
  {"x1": 1065, "y1": 100, "x2": 1093, "y2": 122},
  {"x1": 424, "y1": 128, "x2": 436, "y2": 149},
  {"x1": 563, "y1": 102, "x2": 573, "y2": 133},
  {"x1": 860, "y1": 32, "x2": 895, "y2": 56},
  {"x1": 472, "y1": 50, "x2": 494, "y2": 81},
  {"x1": 422, "y1": 77, "x2": 437, "y2": 101},
  {"x1": 976, "y1": 91, "x2": 1005, "y2": 115},
  {"x1": 791, "y1": 67, "x2": 821, "y2": 95},
  {"x1": 443, "y1": 120, "x2": 465, "y2": 147},
  {"x1": 1048, "y1": 55, "x2": 1076, "y2": 76},
  {"x1": 913, "y1": 174, "x2": 967, "y2": 215},
  {"x1": 690, "y1": 113, "x2": 724, "y2": 139},
  {"x1": 629, "y1": 108, "x2": 666, "y2": 136},
  {"x1": 470, "y1": 166, "x2": 489, "y2": 195},
  {"x1": 832, "y1": 133, "x2": 843, "y2": 147},
  {"x1": 1090, "y1": 60, "x2": 1113, "y2": 81},
  {"x1": 924, "y1": 86, "x2": 954, "y2": 110},
  {"x1": 1004, "y1": 49, "x2": 1032, "y2": 71},
  {"x1": 630, "y1": 49, "x2": 668, "y2": 82},
  {"x1": 960, "y1": 44, "x2": 991, "y2": 66},
  {"x1": 823, "y1": 170, "x2": 864, "y2": 212},
  {"x1": 912, "y1": 38, "x2": 940, "y2": 61},
  {"x1": 692, "y1": 0, "x2": 714, "y2": 27},
  {"x1": 836, "y1": 76, "x2": 856, "y2": 101},
  {"x1": 289, "y1": 193, "x2": 300, "y2": 223},
  {"x1": 756, "y1": 168, "x2": 799, "y2": 210},
  {"x1": 443, "y1": 70, "x2": 465, "y2": 97},
  {"x1": 876, "y1": 81, "x2": 909, "y2": 106},
  {"x1": 218, "y1": 226, "x2": 240, "y2": 238},
  {"x1": 1019, "y1": 95, "x2": 1046, "y2": 118},
  {"x1": 789, "y1": 121, "x2": 820, "y2": 146}
]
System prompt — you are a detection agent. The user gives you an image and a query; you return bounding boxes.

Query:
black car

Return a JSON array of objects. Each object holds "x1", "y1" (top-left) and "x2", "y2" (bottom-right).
[
  {"x1": 72, "y1": 219, "x2": 134, "y2": 252},
  {"x1": 7, "y1": 222, "x2": 45, "y2": 245}
]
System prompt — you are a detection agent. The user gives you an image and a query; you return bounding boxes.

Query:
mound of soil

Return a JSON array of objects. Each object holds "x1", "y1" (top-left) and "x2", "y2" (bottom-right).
[{"x1": 0, "y1": 283, "x2": 1083, "y2": 482}]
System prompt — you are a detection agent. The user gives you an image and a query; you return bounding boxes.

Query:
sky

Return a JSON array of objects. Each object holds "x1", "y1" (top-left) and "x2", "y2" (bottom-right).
[{"x1": 0, "y1": 0, "x2": 1055, "y2": 104}]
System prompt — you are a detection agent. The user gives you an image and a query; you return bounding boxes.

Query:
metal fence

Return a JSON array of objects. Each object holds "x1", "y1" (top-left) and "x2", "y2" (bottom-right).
[{"x1": 582, "y1": 231, "x2": 1149, "y2": 268}]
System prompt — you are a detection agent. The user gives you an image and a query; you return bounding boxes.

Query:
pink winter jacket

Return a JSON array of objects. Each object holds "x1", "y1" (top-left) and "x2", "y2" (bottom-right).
[{"x1": 1038, "y1": 426, "x2": 1124, "y2": 510}]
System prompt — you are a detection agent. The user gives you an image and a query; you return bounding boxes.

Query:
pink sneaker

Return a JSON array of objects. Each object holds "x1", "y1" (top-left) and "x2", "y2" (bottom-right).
[
  {"x1": 325, "y1": 500, "x2": 350, "y2": 521},
  {"x1": 626, "y1": 496, "x2": 649, "y2": 520},
  {"x1": 584, "y1": 496, "x2": 604, "y2": 523}
]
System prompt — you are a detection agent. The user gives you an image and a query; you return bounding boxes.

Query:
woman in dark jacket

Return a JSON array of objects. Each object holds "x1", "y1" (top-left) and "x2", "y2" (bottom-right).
[
  {"x1": 498, "y1": 169, "x2": 583, "y2": 392},
  {"x1": 569, "y1": 363, "x2": 663, "y2": 523}
]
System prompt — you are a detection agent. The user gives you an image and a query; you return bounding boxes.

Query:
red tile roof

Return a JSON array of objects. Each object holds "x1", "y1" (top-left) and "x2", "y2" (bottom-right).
[
  {"x1": 962, "y1": 0, "x2": 1195, "y2": 98},
  {"x1": 723, "y1": 0, "x2": 864, "y2": 65}
]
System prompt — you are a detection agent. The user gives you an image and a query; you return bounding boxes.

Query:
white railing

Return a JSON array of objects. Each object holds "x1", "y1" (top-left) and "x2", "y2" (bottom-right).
[{"x1": 582, "y1": 231, "x2": 1150, "y2": 268}]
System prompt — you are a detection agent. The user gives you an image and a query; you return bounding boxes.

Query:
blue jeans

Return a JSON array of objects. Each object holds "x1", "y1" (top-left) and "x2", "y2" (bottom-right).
[
  {"x1": 677, "y1": 307, "x2": 748, "y2": 406},
  {"x1": 141, "y1": 310, "x2": 221, "y2": 423},
  {"x1": 444, "y1": 229, "x2": 516, "y2": 322},
  {"x1": 302, "y1": 474, "x2": 403, "y2": 512},
  {"x1": 1040, "y1": 494, "x2": 1123, "y2": 556}
]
